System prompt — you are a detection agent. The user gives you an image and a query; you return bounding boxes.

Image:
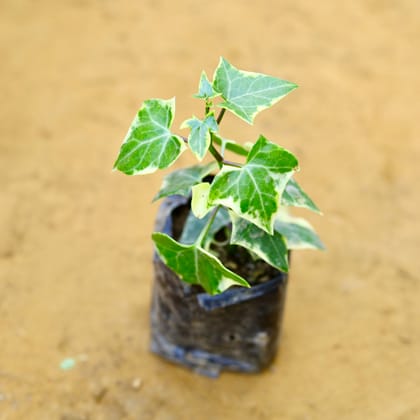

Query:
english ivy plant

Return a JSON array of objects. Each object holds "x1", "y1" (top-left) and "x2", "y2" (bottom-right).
[{"x1": 114, "y1": 57, "x2": 324, "y2": 295}]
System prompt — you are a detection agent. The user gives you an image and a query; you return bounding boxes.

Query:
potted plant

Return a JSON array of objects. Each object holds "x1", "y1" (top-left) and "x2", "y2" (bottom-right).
[{"x1": 113, "y1": 57, "x2": 324, "y2": 377}]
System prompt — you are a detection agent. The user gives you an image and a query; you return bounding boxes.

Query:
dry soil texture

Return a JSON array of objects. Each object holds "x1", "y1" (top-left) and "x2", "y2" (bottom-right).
[{"x1": 1, "y1": 1, "x2": 420, "y2": 419}]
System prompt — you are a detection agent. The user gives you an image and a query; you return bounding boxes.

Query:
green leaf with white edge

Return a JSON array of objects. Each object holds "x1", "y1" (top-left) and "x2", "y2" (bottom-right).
[
  {"x1": 153, "y1": 162, "x2": 217, "y2": 202},
  {"x1": 114, "y1": 98, "x2": 185, "y2": 175},
  {"x1": 230, "y1": 213, "x2": 288, "y2": 272},
  {"x1": 281, "y1": 178, "x2": 322, "y2": 214},
  {"x1": 152, "y1": 232, "x2": 250, "y2": 295},
  {"x1": 208, "y1": 136, "x2": 298, "y2": 234},
  {"x1": 181, "y1": 114, "x2": 218, "y2": 160},
  {"x1": 194, "y1": 71, "x2": 219, "y2": 99},
  {"x1": 180, "y1": 207, "x2": 230, "y2": 248},
  {"x1": 191, "y1": 182, "x2": 215, "y2": 218},
  {"x1": 246, "y1": 135, "x2": 299, "y2": 173},
  {"x1": 211, "y1": 132, "x2": 250, "y2": 157},
  {"x1": 212, "y1": 57, "x2": 298, "y2": 124},
  {"x1": 275, "y1": 211, "x2": 325, "y2": 250}
]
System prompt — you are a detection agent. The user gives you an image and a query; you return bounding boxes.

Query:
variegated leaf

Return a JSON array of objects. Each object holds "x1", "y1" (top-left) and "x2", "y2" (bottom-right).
[
  {"x1": 194, "y1": 71, "x2": 219, "y2": 99},
  {"x1": 180, "y1": 207, "x2": 230, "y2": 248},
  {"x1": 114, "y1": 98, "x2": 185, "y2": 175},
  {"x1": 152, "y1": 232, "x2": 250, "y2": 295},
  {"x1": 191, "y1": 182, "x2": 214, "y2": 218},
  {"x1": 275, "y1": 211, "x2": 325, "y2": 250},
  {"x1": 208, "y1": 136, "x2": 298, "y2": 233},
  {"x1": 230, "y1": 213, "x2": 288, "y2": 272},
  {"x1": 153, "y1": 162, "x2": 217, "y2": 201},
  {"x1": 282, "y1": 178, "x2": 321, "y2": 214},
  {"x1": 181, "y1": 114, "x2": 218, "y2": 160},
  {"x1": 212, "y1": 57, "x2": 297, "y2": 124}
]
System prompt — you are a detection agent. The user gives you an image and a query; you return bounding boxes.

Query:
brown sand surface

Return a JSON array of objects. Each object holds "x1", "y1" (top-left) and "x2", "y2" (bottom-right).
[{"x1": 1, "y1": 1, "x2": 420, "y2": 419}]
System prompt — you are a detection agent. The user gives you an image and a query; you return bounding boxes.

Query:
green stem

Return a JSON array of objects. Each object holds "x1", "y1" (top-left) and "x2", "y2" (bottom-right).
[
  {"x1": 182, "y1": 134, "x2": 240, "y2": 168},
  {"x1": 209, "y1": 143, "x2": 224, "y2": 169},
  {"x1": 197, "y1": 206, "x2": 220, "y2": 246},
  {"x1": 210, "y1": 133, "x2": 243, "y2": 168},
  {"x1": 216, "y1": 108, "x2": 226, "y2": 124},
  {"x1": 223, "y1": 160, "x2": 242, "y2": 168},
  {"x1": 212, "y1": 134, "x2": 249, "y2": 157}
]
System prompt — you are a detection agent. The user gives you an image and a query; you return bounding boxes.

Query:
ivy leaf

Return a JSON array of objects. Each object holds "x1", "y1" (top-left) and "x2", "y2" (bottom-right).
[
  {"x1": 114, "y1": 98, "x2": 185, "y2": 175},
  {"x1": 191, "y1": 182, "x2": 213, "y2": 218},
  {"x1": 209, "y1": 136, "x2": 298, "y2": 234},
  {"x1": 153, "y1": 162, "x2": 217, "y2": 202},
  {"x1": 194, "y1": 71, "x2": 219, "y2": 99},
  {"x1": 230, "y1": 213, "x2": 288, "y2": 272},
  {"x1": 212, "y1": 57, "x2": 297, "y2": 124},
  {"x1": 275, "y1": 211, "x2": 325, "y2": 250},
  {"x1": 152, "y1": 232, "x2": 250, "y2": 295},
  {"x1": 181, "y1": 115, "x2": 218, "y2": 160},
  {"x1": 246, "y1": 135, "x2": 299, "y2": 173},
  {"x1": 282, "y1": 178, "x2": 321, "y2": 214},
  {"x1": 180, "y1": 207, "x2": 230, "y2": 248}
]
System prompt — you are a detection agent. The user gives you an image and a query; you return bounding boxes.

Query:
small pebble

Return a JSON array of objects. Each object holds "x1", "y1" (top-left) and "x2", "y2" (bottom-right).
[
  {"x1": 78, "y1": 354, "x2": 89, "y2": 362},
  {"x1": 131, "y1": 378, "x2": 142, "y2": 390},
  {"x1": 92, "y1": 386, "x2": 108, "y2": 403}
]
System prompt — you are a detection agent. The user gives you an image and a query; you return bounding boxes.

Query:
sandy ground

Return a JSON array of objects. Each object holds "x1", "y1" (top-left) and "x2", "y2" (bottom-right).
[{"x1": 1, "y1": 0, "x2": 420, "y2": 419}]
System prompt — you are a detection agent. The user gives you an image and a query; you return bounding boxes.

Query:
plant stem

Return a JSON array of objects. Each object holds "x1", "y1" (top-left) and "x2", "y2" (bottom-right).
[
  {"x1": 216, "y1": 108, "x2": 226, "y2": 124},
  {"x1": 208, "y1": 143, "x2": 224, "y2": 169},
  {"x1": 183, "y1": 131, "x2": 241, "y2": 168},
  {"x1": 211, "y1": 134, "x2": 249, "y2": 157},
  {"x1": 197, "y1": 205, "x2": 220, "y2": 247},
  {"x1": 223, "y1": 160, "x2": 242, "y2": 168}
]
